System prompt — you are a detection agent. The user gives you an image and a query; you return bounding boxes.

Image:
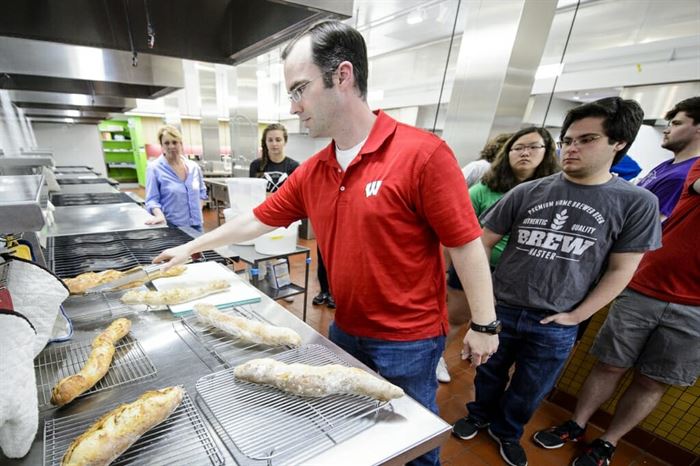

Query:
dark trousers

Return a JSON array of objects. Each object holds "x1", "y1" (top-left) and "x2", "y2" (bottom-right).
[
  {"x1": 317, "y1": 247, "x2": 329, "y2": 294},
  {"x1": 467, "y1": 304, "x2": 578, "y2": 441},
  {"x1": 329, "y1": 322, "x2": 445, "y2": 466}
]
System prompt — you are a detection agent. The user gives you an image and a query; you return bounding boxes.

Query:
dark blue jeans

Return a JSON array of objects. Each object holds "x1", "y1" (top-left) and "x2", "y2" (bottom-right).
[
  {"x1": 329, "y1": 322, "x2": 445, "y2": 466},
  {"x1": 467, "y1": 304, "x2": 578, "y2": 442}
]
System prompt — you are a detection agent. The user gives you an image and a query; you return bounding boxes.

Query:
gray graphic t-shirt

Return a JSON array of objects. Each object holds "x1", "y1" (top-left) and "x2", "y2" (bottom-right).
[{"x1": 482, "y1": 173, "x2": 661, "y2": 312}]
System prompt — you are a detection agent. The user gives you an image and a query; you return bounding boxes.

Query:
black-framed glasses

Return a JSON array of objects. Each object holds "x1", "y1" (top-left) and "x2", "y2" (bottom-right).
[
  {"x1": 556, "y1": 134, "x2": 603, "y2": 150},
  {"x1": 510, "y1": 144, "x2": 546, "y2": 153}
]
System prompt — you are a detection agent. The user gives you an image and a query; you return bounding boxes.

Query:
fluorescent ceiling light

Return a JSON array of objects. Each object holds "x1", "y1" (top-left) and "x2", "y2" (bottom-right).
[
  {"x1": 536, "y1": 63, "x2": 565, "y2": 79},
  {"x1": 406, "y1": 11, "x2": 423, "y2": 25}
]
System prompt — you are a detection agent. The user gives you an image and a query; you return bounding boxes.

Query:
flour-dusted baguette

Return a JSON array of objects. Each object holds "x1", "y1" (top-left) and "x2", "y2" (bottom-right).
[
  {"x1": 64, "y1": 265, "x2": 187, "y2": 294},
  {"x1": 61, "y1": 386, "x2": 184, "y2": 466},
  {"x1": 234, "y1": 358, "x2": 405, "y2": 402},
  {"x1": 194, "y1": 303, "x2": 302, "y2": 347},
  {"x1": 120, "y1": 280, "x2": 230, "y2": 306},
  {"x1": 51, "y1": 318, "x2": 132, "y2": 407}
]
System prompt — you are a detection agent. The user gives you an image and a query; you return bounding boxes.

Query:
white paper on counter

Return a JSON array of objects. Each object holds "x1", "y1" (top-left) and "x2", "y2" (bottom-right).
[{"x1": 152, "y1": 261, "x2": 261, "y2": 316}]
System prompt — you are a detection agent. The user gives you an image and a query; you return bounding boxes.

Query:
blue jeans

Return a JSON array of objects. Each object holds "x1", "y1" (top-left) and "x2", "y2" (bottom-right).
[
  {"x1": 467, "y1": 304, "x2": 578, "y2": 442},
  {"x1": 329, "y1": 322, "x2": 445, "y2": 466}
]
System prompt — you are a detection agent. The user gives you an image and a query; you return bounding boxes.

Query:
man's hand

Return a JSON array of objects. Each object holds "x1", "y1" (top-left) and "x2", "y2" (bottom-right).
[
  {"x1": 153, "y1": 244, "x2": 194, "y2": 270},
  {"x1": 462, "y1": 329, "x2": 499, "y2": 367},
  {"x1": 145, "y1": 214, "x2": 166, "y2": 225},
  {"x1": 540, "y1": 312, "x2": 580, "y2": 326}
]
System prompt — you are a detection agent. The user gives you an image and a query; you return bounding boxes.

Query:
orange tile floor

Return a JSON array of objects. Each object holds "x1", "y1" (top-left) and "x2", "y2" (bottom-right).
[{"x1": 201, "y1": 206, "x2": 670, "y2": 465}]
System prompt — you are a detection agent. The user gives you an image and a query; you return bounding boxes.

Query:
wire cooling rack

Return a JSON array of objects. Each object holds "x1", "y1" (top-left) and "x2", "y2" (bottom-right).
[
  {"x1": 35, "y1": 333, "x2": 157, "y2": 408},
  {"x1": 43, "y1": 388, "x2": 224, "y2": 466},
  {"x1": 179, "y1": 304, "x2": 296, "y2": 367},
  {"x1": 196, "y1": 344, "x2": 388, "y2": 463}
]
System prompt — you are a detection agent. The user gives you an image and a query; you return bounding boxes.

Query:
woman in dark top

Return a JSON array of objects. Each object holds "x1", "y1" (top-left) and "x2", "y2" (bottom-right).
[{"x1": 249, "y1": 123, "x2": 299, "y2": 193}]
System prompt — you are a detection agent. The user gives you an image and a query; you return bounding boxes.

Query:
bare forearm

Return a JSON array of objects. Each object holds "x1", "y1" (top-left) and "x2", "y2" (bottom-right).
[
  {"x1": 186, "y1": 211, "x2": 274, "y2": 254},
  {"x1": 447, "y1": 239, "x2": 496, "y2": 325}
]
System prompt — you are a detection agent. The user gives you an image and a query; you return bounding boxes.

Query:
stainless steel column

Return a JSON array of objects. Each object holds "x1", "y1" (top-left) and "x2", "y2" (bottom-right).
[
  {"x1": 226, "y1": 62, "x2": 259, "y2": 172},
  {"x1": 199, "y1": 64, "x2": 220, "y2": 162},
  {"x1": 442, "y1": 0, "x2": 557, "y2": 166}
]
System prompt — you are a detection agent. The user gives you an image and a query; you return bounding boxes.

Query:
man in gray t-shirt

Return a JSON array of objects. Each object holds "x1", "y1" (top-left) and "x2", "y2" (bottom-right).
[{"x1": 452, "y1": 97, "x2": 662, "y2": 466}]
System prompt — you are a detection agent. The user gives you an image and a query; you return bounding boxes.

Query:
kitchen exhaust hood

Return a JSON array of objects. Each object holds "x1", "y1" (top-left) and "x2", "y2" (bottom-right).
[{"x1": 0, "y1": 0, "x2": 353, "y2": 65}]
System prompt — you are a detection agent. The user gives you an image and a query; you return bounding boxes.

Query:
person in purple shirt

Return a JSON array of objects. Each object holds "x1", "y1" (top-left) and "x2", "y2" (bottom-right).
[
  {"x1": 145, "y1": 125, "x2": 208, "y2": 232},
  {"x1": 637, "y1": 97, "x2": 700, "y2": 220}
]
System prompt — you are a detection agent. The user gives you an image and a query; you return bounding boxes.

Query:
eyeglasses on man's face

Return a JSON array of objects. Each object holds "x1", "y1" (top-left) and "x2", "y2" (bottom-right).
[
  {"x1": 556, "y1": 134, "x2": 603, "y2": 150},
  {"x1": 510, "y1": 144, "x2": 545, "y2": 153},
  {"x1": 287, "y1": 75, "x2": 320, "y2": 103}
]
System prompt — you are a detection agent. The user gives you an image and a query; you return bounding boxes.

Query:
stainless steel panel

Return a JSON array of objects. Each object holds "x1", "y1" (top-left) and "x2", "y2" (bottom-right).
[
  {"x1": 442, "y1": 0, "x2": 557, "y2": 166},
  {"x1": 46, "y1": 203, "x2": 164, "y2": 237},
  {"x1": 621, "y1": 82, "x2": 700, "y2": 120},
  {"x1": 0, "y1": 174, "x2": 45, "y2": 232}
]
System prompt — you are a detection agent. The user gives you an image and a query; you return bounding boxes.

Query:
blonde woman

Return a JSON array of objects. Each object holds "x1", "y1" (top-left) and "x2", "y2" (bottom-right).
[{"x1": 145, "y1": 125, "x2": 207, "y2": 232}]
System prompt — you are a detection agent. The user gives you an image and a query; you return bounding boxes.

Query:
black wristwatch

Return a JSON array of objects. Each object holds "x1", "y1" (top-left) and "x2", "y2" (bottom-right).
[{"x1": 471, "y1": 320, "x2": 502, "y2": 335}]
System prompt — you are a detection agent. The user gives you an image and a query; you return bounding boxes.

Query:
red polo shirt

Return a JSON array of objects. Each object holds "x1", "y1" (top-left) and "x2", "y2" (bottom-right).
[
  {"x1": 629, "y1": 158, "x2": 700, "y2": 305},
  {"x1": 254, "y1": 110, "x2": 482, "y2": 340}
]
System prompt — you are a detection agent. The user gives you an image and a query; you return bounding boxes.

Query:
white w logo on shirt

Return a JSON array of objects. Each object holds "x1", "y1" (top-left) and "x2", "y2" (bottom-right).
[{"x1": 365, "y1": 180, "x2": 382, "y2": 197}]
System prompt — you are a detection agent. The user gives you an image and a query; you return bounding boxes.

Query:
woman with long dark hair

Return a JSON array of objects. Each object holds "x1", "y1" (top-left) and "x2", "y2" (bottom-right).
[
  {"x1": 437, "y1": 127, "x2": 561, "y2": 383},
  {"x1": 249, "y1": 123, "x2": 299, "y2": 193}
]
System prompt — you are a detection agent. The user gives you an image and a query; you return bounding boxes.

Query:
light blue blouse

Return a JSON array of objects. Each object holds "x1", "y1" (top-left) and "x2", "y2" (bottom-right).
[{"x1": 145, "y1": 155, "x2": 207, "y2": 227}]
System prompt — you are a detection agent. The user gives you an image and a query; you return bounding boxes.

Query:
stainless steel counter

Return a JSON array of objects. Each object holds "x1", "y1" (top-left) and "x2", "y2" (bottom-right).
[
  {"x1": 55, "y1": 184, "x2": 120, "y2": 194},
  {"x1": 5, "y1": 272, "x2": 450, "y2": 466},
  {"x1": 46, "y1": 203, "x2": 164, "y2": 237}
]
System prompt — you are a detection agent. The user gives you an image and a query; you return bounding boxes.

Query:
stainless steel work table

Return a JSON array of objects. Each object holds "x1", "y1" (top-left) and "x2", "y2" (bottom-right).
[
  {"x1": 46, "y1": 203, "x2": 163, "y2": 237},
  {"x1": 6, "y1": 276, "x2": 450, "y2": 466}
]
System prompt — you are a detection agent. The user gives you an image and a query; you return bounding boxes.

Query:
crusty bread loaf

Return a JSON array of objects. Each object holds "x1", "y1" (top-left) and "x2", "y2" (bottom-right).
[
  {"x1": 51, "y1": 318, "x2": 132, "y2": 407},
  {"x1": 120, "y1": 280, "x2": 229, "y2": 306},
  {"x1": 193, "y1": 303, "x2": 301, "y2": 347},
  {"x1": 234, "y1": 358, "x2": 405, "y2": 402},
  {"x1": 64, "y1": 265, "x2": 187, "y2": 294},
  {"x1": 61, "y1": 386, "x2": 184, "y2": 466}
]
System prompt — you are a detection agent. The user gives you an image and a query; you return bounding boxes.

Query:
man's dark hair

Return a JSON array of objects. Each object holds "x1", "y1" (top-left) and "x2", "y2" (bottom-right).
[
  {"x1": 560, "y1": 97, "x2": 644, "y2": 166},
  {"x1": 665, "y1": 96, "x2": 700, "y2": 124},
  {"x1": 482, "y1": 127, "x2": 560, "y2": 193},
  {"x1": 282, "y1": 20, "x2": 368, "y2": 100}
]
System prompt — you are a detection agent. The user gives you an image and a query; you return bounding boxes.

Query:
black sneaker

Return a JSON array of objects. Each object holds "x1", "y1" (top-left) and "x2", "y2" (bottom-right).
[
  {"x1": 312, "y1": 292, "x2": 328, "y2": 305},
  {"x1": 533, "y1": 419, "x2": 585, "y2": 449},
  {"x1": 326, "y1": 294, "x2": 336, "y2": 309},
  {"x1": 452, "y1": 415, "x2": 489, "y2": 440},
  {"x1": 488, "y1": 428, "x2": 528, "y2": 466},
  {"x1": 573, "y1": 439, "x2": 615, "y2": 466}
]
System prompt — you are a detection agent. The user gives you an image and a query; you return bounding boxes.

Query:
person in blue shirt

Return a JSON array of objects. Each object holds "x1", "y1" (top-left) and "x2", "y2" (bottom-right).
[
  {"x1": 610, "y1": 153, "x2": 642, "y2": 181},
  {"x1": 145, "y1": 125, "x2": 208, "y2": 232}
]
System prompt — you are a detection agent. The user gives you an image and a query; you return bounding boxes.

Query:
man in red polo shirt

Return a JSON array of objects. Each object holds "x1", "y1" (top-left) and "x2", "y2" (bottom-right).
[{"x1": 155, "y1": 21, "x2": 498, "y2": 466}]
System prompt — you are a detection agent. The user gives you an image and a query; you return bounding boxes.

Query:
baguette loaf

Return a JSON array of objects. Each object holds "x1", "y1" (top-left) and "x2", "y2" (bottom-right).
[
  {"x1": 120, "y1": 280, "x2": 229, "y2": 306},
  {"x1": 234, "y1": 358, "x2": 405, "y2": 402},
  {"x1": 51, "y1": 318, "x2": 132, "y2": 407},
  {"x1": 61, "y1": 386, "x2": 184, "y2": 466},
  {"x1": 194, "y1": 303, "x2": 301, "y2": 347},
  {"x1": 64, "y1": 265, "x2": 187, "y2": 294}
]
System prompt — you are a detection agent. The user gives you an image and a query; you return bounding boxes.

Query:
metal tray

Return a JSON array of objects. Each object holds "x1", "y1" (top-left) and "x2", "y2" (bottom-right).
[
  {"x1": 195, "y1": 344, "x2": 388, "y2": 464},
  {"x1": 35, "y1": 333, "x2": 156, "y2": 408},
  {"x1": 43, "y1": 388, "x2": 223, "y2": 466}
]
